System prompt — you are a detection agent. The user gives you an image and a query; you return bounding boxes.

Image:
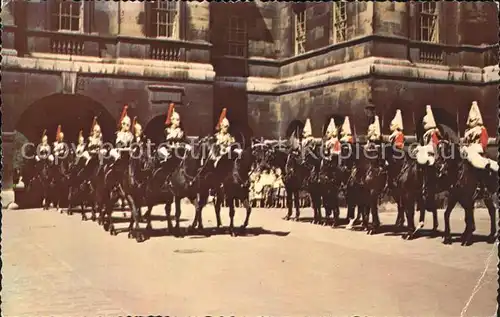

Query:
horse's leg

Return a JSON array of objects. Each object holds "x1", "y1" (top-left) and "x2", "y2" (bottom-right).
[
  {"x1": 442, "y1": 194, "x2": 457, "y2": 245},
  {"x1": 417, "y1": 197, "x2": 426, "y2": 230},
  {"x1": 190, "y1": 191, "x2": 207, "y2": 232},
  {"x1": 430, "y1": 198, "x2": 439, "y2": 234},
  {"x1": 403, "y1": 198, "x2": 416, "y2": 240},
  {"x1": 346, "y1": 193, "x2": 356, "y2": 230},
  {"x1": 241, "y1": 196, "x2": 252, "y2": 230},
  {"x1": 174, "y1": 196, "x2": 183, "y2": 236},
  {"x1": 369, "y1": 194, "x2": 381, "y2": 235},
  {"x1": 126, "y1": 193, "x2": 144, "y2": 242},
  {"x1": 293, "y1": 191, "x2": 301, "y2": 221},
  {"x1": 214, "y1": 189, "x2": 223, "y2": 229},
  {"x1": 395, "y1": 198, "x2": 405, "y2": 227},
  {"x1": 228, "y1": 198, "x2": 236, "y2": 237},
  {"x1": 483, "y1": 196, "x2": 497, "y2": 243},
  {"x1": 461, "y1": 201, "x2": 476, "y2": 247},
  {"x1": 284, "y1": 188, "x2": 293, "y2": 220}
]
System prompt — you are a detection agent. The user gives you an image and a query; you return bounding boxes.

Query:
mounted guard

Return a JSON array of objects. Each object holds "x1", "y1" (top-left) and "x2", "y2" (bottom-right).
[
  {"x1": 158, "y1": 103, "x2": 188, "y2": 163},
  {"x1": 365, "y1": 115, "x2": 382, "y2": 148},
  {"x1": 36, "y1": 130, "x2": 52, "y2": 162},
  {"x1": 210, "y1": 108, "x2": 240, "y2": 168},
  {"x1": 81, "y1": 117, "x2": 105, "y2": 165},
  {"x1": 324, "y1": 118, "x2": 341, "y2": 154},
  {"x1": 109, "y1": 105, "x2": 134, "y2": 163},
  {"x1": 462, "y1": 101, "x2": 498, "y2": 172},
  {"x1": 389, "y1": 109, "x2": 405, "y2": 150},
  {"x1": 301, "y1": 118, "x2": 315, "y2": 148},
  {"x1": 415, "y1": 105, "x2": 441, "y2": 166},
  {"x1": 340, "y1": 116, "x2": 354, "y2": 144},
  {"x1": 53, "y1": 125, "x2": 68, "y2": 161}
]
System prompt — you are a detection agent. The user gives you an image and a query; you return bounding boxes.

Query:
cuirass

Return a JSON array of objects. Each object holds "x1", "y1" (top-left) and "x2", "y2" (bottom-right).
[{"x1": 116, "y1": 131, "x2": 133, "y2": 148}]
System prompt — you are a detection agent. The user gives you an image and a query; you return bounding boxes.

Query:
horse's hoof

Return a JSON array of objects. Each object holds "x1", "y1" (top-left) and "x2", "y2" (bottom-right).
[
  {"x1": 442, "y1": 236, "x2": 452, "y2": 245},
  {"x1": 110, "y1": 224, "x2": 117, "y2": 236},
  {"x1": 135, "y1": 232, "x2": 145, "y2": 242},
  {"x1": 103, "y1": 222, "x2": 110, "y2": 232},
  {"x1": 128, "y1": 231, "x2": 134, "y2": 239},
  {"x1": 68, "y1": 210, "x2": 73, "y2": 216},
  {"x1": 487, "y1": 234, "x2": 497, "y2": 244}
]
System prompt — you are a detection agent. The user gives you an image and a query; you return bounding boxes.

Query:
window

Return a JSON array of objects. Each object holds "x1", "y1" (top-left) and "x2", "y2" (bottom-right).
[
  {"x1": 227, "y1": 16, "x2": 247, "y2": 57},
  {"x1": 52, "y1": 1, "x2": 83, "y2": 32},
  {"x1": 150, "y1": 1, "x2": 179, "y2": 39},
  {"x1": 420, "y1": 2, "x2": 439, "y2": 43},
  {"x1": 294, "y1": 9, "x2": 306, "y2": 55},
  {"x1": 332, "y1": 2, "x2": 347, "y2": 44}
]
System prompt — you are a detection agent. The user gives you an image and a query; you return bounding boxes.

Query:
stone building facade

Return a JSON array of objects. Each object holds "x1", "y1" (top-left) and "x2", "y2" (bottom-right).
[{"x1": 2, "y1": 1, "x2": 499, "y2": 187}]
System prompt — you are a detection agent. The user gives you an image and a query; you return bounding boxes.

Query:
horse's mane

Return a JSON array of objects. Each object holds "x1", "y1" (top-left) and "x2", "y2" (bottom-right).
[{"x1": 286, "y1": 120, "x2": 305, "y2": 139}]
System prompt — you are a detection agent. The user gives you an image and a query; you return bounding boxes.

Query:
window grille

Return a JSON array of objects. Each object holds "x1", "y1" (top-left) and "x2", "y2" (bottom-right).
[
  {"x1": 294, "y1": 9, "x2": 306, "y2": 55},
  {"x1": 151, "y1": 1, "x2": 179, "y2": 39},
  {"x1": 420, "y1": 2, "x2": 439, "y2": 43},
  {"x1": 332, "y1": 2, "x2": 347, "y2": 44},
  {"x1": 227, "y1": 16, "x2": 247, "y2": 57}
]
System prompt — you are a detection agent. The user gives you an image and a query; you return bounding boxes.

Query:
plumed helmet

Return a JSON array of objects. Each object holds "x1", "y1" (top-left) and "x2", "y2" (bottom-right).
[
  {"x1": 422, "y1": 105, "x2": 437, "y2": 130},
  {"x1": 303, "y1": 118, "x2": 312, "y2": 137},
  {"x1": 216, "y1": 108, "x2": 229, "y2": 130},
  {"x1": 341, "y1": 116, "x2": 352, "y2": 136},
  {"x1": 325, "y1": 118, "x2": 337, "y2": 136},
  {"x1": 390, "y1": 109, "x2": 403, "y2": 132},
  {"x1": 119, "y1": 105, "x2": 131, "y2": 129},
  {"x1": 466, "y1": 101, "x2": 483, "y2": 128}
]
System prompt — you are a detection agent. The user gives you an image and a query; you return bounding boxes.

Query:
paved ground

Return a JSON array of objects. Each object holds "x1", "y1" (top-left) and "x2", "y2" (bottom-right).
[{"x1": 2, "y1": 202, "x2": 498, "y2": 316}]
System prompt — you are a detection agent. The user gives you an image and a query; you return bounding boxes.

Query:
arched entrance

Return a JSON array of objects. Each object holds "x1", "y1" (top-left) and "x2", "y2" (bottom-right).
[{"x1": 16, "y1": 94, "x2": 115, "y2": 143}]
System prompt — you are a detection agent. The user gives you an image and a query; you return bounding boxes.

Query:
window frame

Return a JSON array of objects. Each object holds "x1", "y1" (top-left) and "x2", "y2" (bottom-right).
[
  {"x1": 332, "y1": 1, "x2": 348, "y2": 44},
  {"x1": 226, "y1": 15, "x2": 248, "y2": 58},
  {"x1": 294, "y1": 8, "x2": 307, "y2": 55},
  {"x1": 52, "y1": 0, "x2": 84, "y2": 33},
  {"x1": 149, "y1": 1, "x2": 180, "y2": 40},
  {"x1": 419, "y1": 2, "x2": 440, "y2": 43}
]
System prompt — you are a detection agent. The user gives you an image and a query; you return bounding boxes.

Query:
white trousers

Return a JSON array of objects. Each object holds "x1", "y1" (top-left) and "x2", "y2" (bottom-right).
[
  {"x1": 462, "y1": 145, "x2": 499, "y2": 172},
  {"x1": 415, "y1": 144, "x2": 435, "y2": 166}
]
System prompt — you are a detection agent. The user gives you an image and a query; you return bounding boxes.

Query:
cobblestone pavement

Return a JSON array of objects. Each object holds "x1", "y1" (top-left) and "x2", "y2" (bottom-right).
[{"x1": 2, "y1": 204, "x2": 498, "y2": 316}]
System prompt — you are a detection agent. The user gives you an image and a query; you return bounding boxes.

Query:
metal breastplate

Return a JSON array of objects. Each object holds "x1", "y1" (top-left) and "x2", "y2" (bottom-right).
[{"x1": 116, "y1": 131, "x2": 133, "y2": 148}]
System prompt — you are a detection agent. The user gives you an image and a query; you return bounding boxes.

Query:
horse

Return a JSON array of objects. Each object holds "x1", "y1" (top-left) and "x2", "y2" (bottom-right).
[
  {"x1": 188, "y1": 136, "x2": 257, "y2": 236},
  {"x1": 49, "y1": 148, "x2": 74, "y2": 213},
  {"x1": 139, "y1": 141, "x2": 201, "y2": 237},
  {"x1": 383, "y1": 144, "x2": 422, "y2": 239},
  {"x1": 345, "y1": 143, "x2": 387, "y2": 234},
  {"x1": 99, "y1": 149, "x2": 141, "y2": 241},
  {"x1": 438, "y1": 140, "x2": 497, "y2": 246},
  {"x1": 317, "y1": 150, "x2": 344, "y2": 226}
]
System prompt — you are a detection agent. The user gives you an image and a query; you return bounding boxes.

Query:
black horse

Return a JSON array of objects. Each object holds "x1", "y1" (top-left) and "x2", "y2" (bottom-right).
[
  {"x1": 100, "y1": 149, "x2": 141, "y2": 241},
  {"x1": 438, "y1": 141, "x2": 497, "y2": 246},
  {"x1": 188, "y1": 135, "x2": 257, "y2": 236},
  {"x1": 345, "y1": 143, "x2": 387, "y2": 234}
]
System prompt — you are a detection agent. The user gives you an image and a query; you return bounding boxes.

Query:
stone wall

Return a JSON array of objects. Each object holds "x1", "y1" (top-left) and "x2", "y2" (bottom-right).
[
  {"x1": 247, "y1": 80, "x2": 371, "y2": 139},
  {"x1": 371, "y1": 79, "x2": 498, "y2": 135}
]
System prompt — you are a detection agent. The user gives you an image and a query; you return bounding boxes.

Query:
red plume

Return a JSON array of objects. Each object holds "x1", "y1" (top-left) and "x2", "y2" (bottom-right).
[
  {"x1": 56, "y1": 125, "x2": 62, "y2": 142},
  {"x1": 216, "y1": 108, "x2": 227, "y2": 131},
  {"x1": 165, "y1": 103, "x2": 175, "y2": 125},
  {"x1": 118, "y1": 104, "x2": 129, "y2": 129},
  {"x1": 78, "y1": 130, "x2": 83, "y2": 139},
  {"x1": 132, "y1": 116, "x2": 137, "y2": 134}
]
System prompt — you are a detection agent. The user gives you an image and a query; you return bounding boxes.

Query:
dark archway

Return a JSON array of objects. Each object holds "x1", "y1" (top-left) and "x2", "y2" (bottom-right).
[
  {"x1": 144, "y1": 114, "x2": 187, "y2": 146},
  {"x1": 16, "y1": 94, "x2": 116, "y2": 144}
]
